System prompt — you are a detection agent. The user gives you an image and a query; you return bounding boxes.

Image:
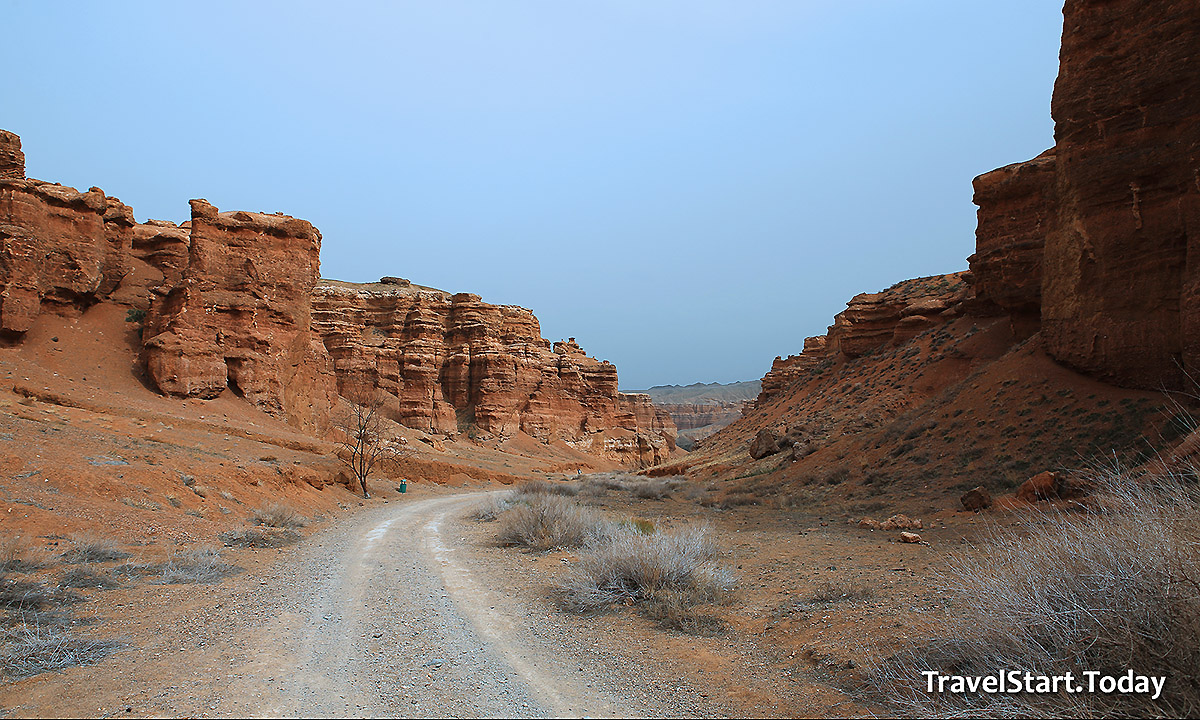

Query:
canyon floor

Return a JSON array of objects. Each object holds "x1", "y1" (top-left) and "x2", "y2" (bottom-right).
[{"x1": 0, "y1": 465, "x2": 1031, "y2": 718}]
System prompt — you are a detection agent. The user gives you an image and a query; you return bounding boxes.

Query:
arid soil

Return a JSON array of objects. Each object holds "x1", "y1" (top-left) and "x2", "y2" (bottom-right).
[{"x1": 1, "y1": 471, "x2": 1026, "y2": 718}]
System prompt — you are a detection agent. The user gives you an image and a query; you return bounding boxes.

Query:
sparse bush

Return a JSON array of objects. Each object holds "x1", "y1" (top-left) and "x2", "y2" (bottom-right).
[
  {"x1": 0, "y1": 538, "x2": 43, "y2": 573},
  {"x1": 804, "y1": 581, "x2": 874, "y2": 605},
  {"x1": 252, "y1": 502, "x2": 306, "y2": 529},
  {"x1": 59, "y1": 568, "x2": 119, "y2": 590},
  {"x1": 718, "y1": 491, "x2": 759, "y2": 508},
  {"x1": 631, "y1": 481, "x2": 671, "y2": 500},
  {"x1": 154, "y1": 547, "x2": 238, "y2": 584},
  {"x1": 865, "y1": 468, "x2": 1200, "y2": 718},
  {"x1": 59, "y1": 535, "x2": 130, "y2": 564},
  {"x1": 0, "y1": 575, "x2": 80, "y2": 627},
  {"x1": 559, "y1": 525, "x2": 735, "y2": 633},
  {"x1": 217, "y1": 527, "x2": 301, "y2": 549},
  {"x1": 470, "y1": 493, "x2": 514, "y2": 522},
  {"x1": 512, "y1": 480, "x2": 580, "y2": 498},
  {"x1": 497, "y1": 494, "x2": 604, "y2": 550},
  {"x1": 0, "y1": 623, "x2": 120, "y2": 679},
  {"x1": 120, "y1": 497, "x2": 162, "y2": 512}
]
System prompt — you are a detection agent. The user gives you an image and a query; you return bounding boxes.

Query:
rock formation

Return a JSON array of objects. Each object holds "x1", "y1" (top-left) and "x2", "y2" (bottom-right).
[
  {"x1": 312, "y1": 279, "x2": 676, "y2": 466},
  {"x1": 142, "y1": 199, "x2": 337, "y2": 433},
  {"x1": 0, "y1": 131, "x2": 132, "y2": 335}
]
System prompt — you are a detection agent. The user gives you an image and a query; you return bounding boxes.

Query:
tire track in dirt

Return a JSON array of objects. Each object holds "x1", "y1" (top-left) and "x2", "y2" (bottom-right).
[{"x1": 224, "y1": 491, "x2": 638, "y2": 717}]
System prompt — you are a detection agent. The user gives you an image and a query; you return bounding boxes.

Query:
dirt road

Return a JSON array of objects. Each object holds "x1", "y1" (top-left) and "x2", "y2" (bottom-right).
[{"x1": 220, "y1": 491, "x2": 652, "y2": 718}]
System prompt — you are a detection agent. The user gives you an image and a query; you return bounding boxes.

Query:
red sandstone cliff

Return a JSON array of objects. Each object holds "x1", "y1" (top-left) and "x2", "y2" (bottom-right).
[
  {"x1": 312, "y1": 279, "x2": 676, "y2": 467},
  {"x1": 0, "y1": 129, "x2": 673, "y2": 467}
]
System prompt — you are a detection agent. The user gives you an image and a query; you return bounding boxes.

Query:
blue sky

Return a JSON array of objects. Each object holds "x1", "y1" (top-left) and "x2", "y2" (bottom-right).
[{"x1": 5, "y1": 1, "x2": 1063, "y2": 390}]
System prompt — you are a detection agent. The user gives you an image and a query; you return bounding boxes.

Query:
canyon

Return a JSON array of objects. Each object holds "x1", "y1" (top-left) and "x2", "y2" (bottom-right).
[
  {"x1": 686, "y1": 0, "x2": 1200, "y2": 508},
  {"x1": 0, "y1": 132, "x2": 676, "y2": 475}
]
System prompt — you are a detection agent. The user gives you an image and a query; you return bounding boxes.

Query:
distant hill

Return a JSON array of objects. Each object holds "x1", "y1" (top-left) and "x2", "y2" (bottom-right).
[{"x1": 630, "y1": 381, "x2": 761, "y2": 405}]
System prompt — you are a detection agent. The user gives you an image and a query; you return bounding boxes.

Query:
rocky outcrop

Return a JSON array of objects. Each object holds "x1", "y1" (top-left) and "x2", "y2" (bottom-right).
[
  {"x1": 660, "y1": 402, "x2": 747, "y2": 431},
  {"x1": 312, "y1": 279, "x2": 676, "y2": 467},
  {"x1": 968, "y1": 149, "x2": 1056, "y2": 315},
  {"x1": 143, "y1": 199, "x2": 337, "y2": 433},
  {"x1": 756, "y1": 275, "x2": 967, "y2": 405},
  {"x1": 132, "y1": 219, "x2": 190, "y2": 287},
  {"x1": 0, "y1": 133, "x2": 132, "y2": 334},
  {"x1": 1038, "y1": 0, "x2": 1200, "y2": 390}
]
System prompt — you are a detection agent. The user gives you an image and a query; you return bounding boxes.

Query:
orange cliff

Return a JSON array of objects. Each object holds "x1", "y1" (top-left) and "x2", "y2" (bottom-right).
[
  {"x1": 688, "y1": 0, "x2": 1200, "y2": 502},
  {"x1": 0, "y1": 130, "x2": 676, "y2": 468},
  {"x1": 312, "y1": 279, "x2": 676, "y2": 467}
]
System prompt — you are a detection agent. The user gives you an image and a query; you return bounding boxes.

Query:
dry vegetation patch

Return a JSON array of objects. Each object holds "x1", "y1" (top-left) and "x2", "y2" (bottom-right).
[
  {"x1": 252, "y1": 502, "x2": 307, "y2": 529},
  {"x1": 59, "y1": 534, "x2": 131, "y2": 564},
  {"x1": 864, "y1": 469, "x2": 1200, "y2": 718}
]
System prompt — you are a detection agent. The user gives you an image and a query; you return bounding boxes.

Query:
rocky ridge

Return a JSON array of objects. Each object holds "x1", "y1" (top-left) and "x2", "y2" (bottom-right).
[
  {"x1": 687, "y1": 0, "x2": 1200, "y2": 505},
  {"x1": 0, "y1": 131, "x2": 675, "y2": 467}
]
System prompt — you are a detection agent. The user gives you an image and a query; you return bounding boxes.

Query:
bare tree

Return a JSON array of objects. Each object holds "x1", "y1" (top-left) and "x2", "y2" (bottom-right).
[{"x1": 334, "y1": 382, "x2": 408, "y2": 498}]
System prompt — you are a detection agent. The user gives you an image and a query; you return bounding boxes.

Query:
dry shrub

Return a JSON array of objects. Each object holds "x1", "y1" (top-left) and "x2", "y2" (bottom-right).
[
  {"x1": 470, "y1": 493, "x2": 514, "y2": 522},
  {"x1": 60, "y1": 568, "x2": 120, "y2": 590},
  {"x1": 866, "y1": 469, "x2": 1200, "y2": 718},
  {"x1": 0, "y1": 538, "x2": 43, "y2": 573},
  {"x1": 718, "y1": 491, "x2": 760, "y2": 508},
  {"x1": 631, "y1": 481, "x2": 671, "y2": 500},
  {"x1": 497, "y1": 495, "x2": 602, "y2": 550},
  {"x1": 0, "y1": 574, "x2": 80, "y2": 628},
  {"x1": 0, "y1": 623, "x2": 120, "y2": 679},
  {"x1": 805, "y1": 581, "x2": 875, "y2": 605},
  {"x1": 252, "y1": 502, "x2": 306, "y2": 529},
  {"x1": 559, "y1": 525, "x2": 735, "y2": 633},
  {"x1": 513, "y1": 480, "x2": 580, "y2": 498},
  {"x1": 217, "y1": 527, "x2": 301, "y2": 549},
  {"x1": 154, "y1": 546, "x2": 238, "y2": 584},
  {"x1": 59, "y1": 534, "x2": 130, "y2": 564}
]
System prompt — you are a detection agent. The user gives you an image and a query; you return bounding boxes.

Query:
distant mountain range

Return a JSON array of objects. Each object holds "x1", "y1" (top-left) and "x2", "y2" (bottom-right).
[{"x1": 629, "y1": 380, "x2": 761, "y2": 405}]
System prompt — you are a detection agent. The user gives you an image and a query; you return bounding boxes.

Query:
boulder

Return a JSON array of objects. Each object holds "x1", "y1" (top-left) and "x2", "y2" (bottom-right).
[
  {"x1": 749, "y1": 426, "x2": 786, "y2": 459},
  {"x1": 960, "y1": 486, "x2": 992, "y2": 511}
]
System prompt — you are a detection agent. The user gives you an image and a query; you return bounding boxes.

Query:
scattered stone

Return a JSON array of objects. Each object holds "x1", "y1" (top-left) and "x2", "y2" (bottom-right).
[
  {"x1": 749, "y1": 427, "x2": 786, "y2": 459},
  {"x1": 960, "y1": 486, "x2": 992, "y2": 511},
  {"x1": 897, "y1": 532, "x2": 923, "y2": 544},
  {"x1": 1016, "y1": 471, "x2": 1061, "y2": 502}
]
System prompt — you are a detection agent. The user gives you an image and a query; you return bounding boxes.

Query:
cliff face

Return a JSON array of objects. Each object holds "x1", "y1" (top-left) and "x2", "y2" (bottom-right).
[
  {"x1": 1040, "y1": 0, "x2": 1200, "y2": 390},
  {"x1": 143, "y1": 200, "x2": 338, "y2": 434},
  {"x1": 0, "y1": 131, "x2": 133, "y2": 335},
  {"x1": 685, "y1": 0, "x2": 1200, "y2": 502},
  {"x1": 312, "y1": 279, "x2": 676, "y2": 467},
  {"x1": 0, "y1": 129, "x2": 670, "y2": 466},
  {"x1": 756, "y1": 274, "x2": 968, "y2": 406}
]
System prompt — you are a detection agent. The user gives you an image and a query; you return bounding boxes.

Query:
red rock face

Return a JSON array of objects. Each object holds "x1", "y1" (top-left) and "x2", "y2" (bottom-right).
[
  {"x1": 143, "y1": 199, "x2": 337, "y2": 433},
  {"x1": 1040, "y1": 0, "x2": 1200, "y2": 389},
  {"x1": 312, "y1": 280, "x2": 676, "y2": 466},
  {"x1": 968, "y1": 149, "x2": 1056, "y2": 315},
  {"x1": 0, "y1": 132, "x2": 131, "y2": 334}
]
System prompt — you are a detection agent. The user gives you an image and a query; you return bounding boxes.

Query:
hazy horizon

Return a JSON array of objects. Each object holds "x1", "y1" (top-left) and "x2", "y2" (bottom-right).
[{"x1": 5, "y1": 1, "x2": 1063, "y2": 390}]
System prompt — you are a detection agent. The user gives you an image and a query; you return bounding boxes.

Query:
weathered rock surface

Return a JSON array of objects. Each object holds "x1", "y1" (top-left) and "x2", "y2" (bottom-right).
[
  {"x1": 960, "y1": 486, "x2": 992, "y2": 512},
  {"x1": 0, "y1": 131, "x2": 132, "y2": 334},
  {"x1": 311, "y1": 280, "x2": 676, "y2": 467},
  {"x1": 968, "y1": 149, "x2": 1056, "y2": 316},
  {"x1": 1039, "y1": 0, "x2": 1200, "y2": 390},
  {"x1": 143, "y1": 199, "x2": 337, "y2": 433}
]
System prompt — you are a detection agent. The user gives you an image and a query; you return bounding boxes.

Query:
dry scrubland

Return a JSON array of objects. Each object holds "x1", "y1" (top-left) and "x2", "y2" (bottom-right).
[
  {"x1": 474, "y1": 465, "x2": 1200, "y2": 717},
  {"x1": 0, "y1": 502, "x2": 307, "y2": 681}
]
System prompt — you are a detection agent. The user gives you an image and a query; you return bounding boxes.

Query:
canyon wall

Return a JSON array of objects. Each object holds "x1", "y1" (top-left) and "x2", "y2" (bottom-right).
[
  {"x1": 312, "y1": 279, "x2": 676, "y2": 466},
  {"x1": 0, "y1": 130, "x2": 673, "y2": 466},
  {"x1": 143, "y1": 200, "x2": 338, "y2": 434}
]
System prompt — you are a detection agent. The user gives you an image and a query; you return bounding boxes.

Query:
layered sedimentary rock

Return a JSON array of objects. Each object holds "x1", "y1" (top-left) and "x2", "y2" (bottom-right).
[
  {"x1": 0, "y1": 132, "x2": 132, "y2": 334},
  {"x1": 312, "y1": 280, "x2": 676, "y2": 466},
  {"x1": 757, "y1": 275, "x2": 967, "y2": 405},
  {"x1": 143, "y1": 199, "x2": 337, "y2": 433},
  {"x1": 132, "y1": 219, "x2": 190, "y2": 287},
  {"x1": 1038, "y1": 0, "x2": 1200, "y2": 390},
  {"x1": 968, "y1": 149, "x2": 1056, "y2": 315}
]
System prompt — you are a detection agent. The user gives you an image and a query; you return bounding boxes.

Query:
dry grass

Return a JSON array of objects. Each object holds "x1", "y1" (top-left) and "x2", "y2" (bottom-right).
[
  {"x1": 512, "y1": 480, "x2": 580, "y2": 498},
  {"x1": 631, "y1": 480, "x2": 671, "y2": 500},
  {"x1": 804, "y1": 581, "x2": 875, "y2": 605},
  {"x1": 217, "y1": 527, "x2": 301, "y2": 549},
  {"x1": 865, "y1": 468, "x2": 1200, "y2": 718},
  {"x1": 0, "y1": 538, "x2": 43, "y2": 573},
  {"x1": 0, "y1": 574, "x2": 81, "y2": 629},
  {"x1": 59, "y1": 568, "x2": 120, "y2": 590},
  {"x1": 559, "y1": 524, "x2": 735, "y2": 633},
  {"x1": 59, "y1": 534, "x2": 130, "y2": 564},
  {"x1": 470, "y1": 494, "x2": 514, "y2": 522},
  {"x1": 0, "y1": 623, "x2": 121, "y2": 680},
  {"x1": 154, "y1": 546, "x2": 238, "y2": 584},
  {"x1": 252, "y1": 502, "x2": 307, "y2": 529},
  {"x1": 497, "y1": 494, "x2": 603, "y2": 551}
]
